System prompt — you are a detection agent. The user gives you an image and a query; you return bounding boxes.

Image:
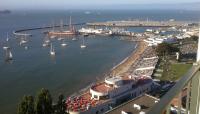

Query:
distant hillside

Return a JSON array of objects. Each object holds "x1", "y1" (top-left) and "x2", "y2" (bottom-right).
[
  {"x1": 79, "y1": 2, "x2": 200, "y2": 10},
  {"x1": 0, "y1": 10, "x2": 11, "y2": 14}
]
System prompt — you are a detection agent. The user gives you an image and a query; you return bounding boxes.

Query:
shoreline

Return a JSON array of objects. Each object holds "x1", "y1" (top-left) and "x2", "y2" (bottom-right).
[
  {"x1": 71, "y1": 40, "x2": 147, "y2": 97},
  {"x1": 111, "y1": 40, "x2": 147, "y2": 76}
]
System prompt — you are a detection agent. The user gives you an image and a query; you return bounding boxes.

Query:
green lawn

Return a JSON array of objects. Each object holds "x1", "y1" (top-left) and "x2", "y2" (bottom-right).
[{"x1": 160, "y1": 63, "x2": 192, "y2": 81}]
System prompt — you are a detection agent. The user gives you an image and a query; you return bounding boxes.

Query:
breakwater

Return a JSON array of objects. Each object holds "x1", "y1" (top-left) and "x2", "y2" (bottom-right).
[
  {"x1": 87, "y1": 20, "x2": 193, "y2": 27},
  {"x1": 13, "y1": 23, "x2": 85, "y2": 37}
]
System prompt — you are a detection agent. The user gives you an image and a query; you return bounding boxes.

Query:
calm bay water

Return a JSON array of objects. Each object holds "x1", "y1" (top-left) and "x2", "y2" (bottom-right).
[{"x1": 0, "y1": 10, "x2": 199, "y2": 114}]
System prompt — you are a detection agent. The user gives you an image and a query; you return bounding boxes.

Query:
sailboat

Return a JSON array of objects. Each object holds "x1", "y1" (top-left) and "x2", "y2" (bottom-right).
[
  {"x1": 80, "y1": 37, "x2": 86, "y2": 48},
  {"x1": 50, "y1": 35, "x2": 56, "y2": 39},
  {"x1": 57, "y1": 33, "x2": 64, "y2": 41},
  {"x1": 5, "y1": 49, "x2": 13, "y2": 61},
  {"x1": 50, "y1": 22, "x2": 56, "y2": 39},
  {"x1": 50, "y1": 43, "x2": 55, "y2": 55},
  {"x1": 57, "y1": 37, "x2": 64, "y2": 41},
  {"x1": 3, "y1": 33, "x2": 10, "y2": 49},
  {"x1": 6, "y1": 33, "x2": 9, "y2": 41},
  {"x1": 43, "y1": 35, "x2": 50, "y2": 47},
  {"x1": 72, "y1": 37, "x2": 77, "y2": 41},
  {"x1": 61, "y1": 40, "x2": 67, "y2": 47},
  {"x1": 20, "y1": 35, "x2": 27, "y2": 45},
  {"x1": 25, "y1": 46, "x2": 28, "y2": 50}
]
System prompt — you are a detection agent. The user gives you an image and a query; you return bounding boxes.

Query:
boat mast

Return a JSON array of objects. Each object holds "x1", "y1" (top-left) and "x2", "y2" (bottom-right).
[
  {"x1": 52, "y1": 21, "x2": 55, "y2": 32},
  {"x1": 82, "y1": 37, "x2": 85, "y2": 45},
  {"x1": 6, "y1": 33, "x2": 9, "y2": 41},
  {"x1": 69, "y1": 16, "x2": 72, "y2": 31},
  {"x1": 60, "y1": 19, "x2": 63, "y2": 32}
]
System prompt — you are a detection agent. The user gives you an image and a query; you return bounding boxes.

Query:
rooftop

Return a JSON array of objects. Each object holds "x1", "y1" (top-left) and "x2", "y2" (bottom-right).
[
  {"x1": 66, "y1": 76, "x2": 153, "y2": 112},
  {"x1": 105, "y1": 94, "x2": 159, "y2": 114}
]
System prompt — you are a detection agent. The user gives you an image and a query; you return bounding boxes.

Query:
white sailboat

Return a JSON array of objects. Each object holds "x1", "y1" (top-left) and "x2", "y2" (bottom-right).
[
  {"x1": 20, "y1": 40, "x2": 27, "y2": 45},
  {"x1": 5, "y1": 49, "x2": 13, "y2": 61},
  {"x1": 6, "y1": 33, "x2": 9, "y2": 41},
  {"x1": 80, "y1": 37, "x2": 86, "y2": 48},
  {"x1": 72, "y1": 37, "x2": 77, "y2": 41},
  {"x1": 57, "y1": 37, "x2": 64, "y2": 41},
  {"x1": 61, "y1": 40, "x2": 67, "y2": 47},
  {"x1": 45, "y1": 39, "x2": 50, "y2": 43},
  {"x1": 3, "y1": 33, "x2": 9, "y2": 49},
  {"x1": 3, "y1": 47, "x2": 9, "y2": 50},
  {"x1": 50, "y1": 22, "x2": 56, "y2": 39},
  {"x1": 57, "y1": 33, "x2": 64, "y2": 41},
  {"x1": 20, "y1": 35, "x2": 27, "y2": 45},
  {"x1": 43, "y1": 35, "x2": 50, "y2": 47},
  {"x1": 50, "y1": 35, "x2": 56, "y2": 39},
  {"x1": 50, "y1": 43, "x2": 55, "y2": 55},
  {"x1": 25, "y1": 46, "x2": 28, "y2": 50}
]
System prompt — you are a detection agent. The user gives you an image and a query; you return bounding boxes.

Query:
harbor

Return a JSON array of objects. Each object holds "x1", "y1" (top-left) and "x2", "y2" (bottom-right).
[{"x1": 0, "y1": 10, "x2": 199, "y2": 114}]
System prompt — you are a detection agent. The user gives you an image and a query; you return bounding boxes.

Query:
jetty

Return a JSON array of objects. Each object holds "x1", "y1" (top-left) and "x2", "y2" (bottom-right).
[
  {"x1": 87, "y1": 20, "x2": 193, "y2": 27},
  {"x1": 13, "y1": 23, "x2": 85, "y2": 37}
]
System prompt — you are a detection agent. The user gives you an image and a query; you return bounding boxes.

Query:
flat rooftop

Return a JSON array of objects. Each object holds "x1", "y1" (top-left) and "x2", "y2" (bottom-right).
[{"x1": 105, "y1": 94, "x2": 159, "y2": 114}]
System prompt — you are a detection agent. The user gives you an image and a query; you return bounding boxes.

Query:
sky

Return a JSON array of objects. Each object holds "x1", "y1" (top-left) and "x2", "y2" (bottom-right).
[{"x1": 0, "y1": 0, "x2": 199, "y2": 10}]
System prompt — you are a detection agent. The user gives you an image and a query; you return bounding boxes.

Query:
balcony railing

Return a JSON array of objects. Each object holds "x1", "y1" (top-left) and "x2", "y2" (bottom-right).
[{"x1": 147, "y1": 63, "x2": 200, "y2": 114}]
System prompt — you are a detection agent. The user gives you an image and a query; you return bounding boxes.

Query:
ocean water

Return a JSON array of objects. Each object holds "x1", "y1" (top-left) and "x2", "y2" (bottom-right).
[{"x1": 0, "y1": 10, "x2": 199, "y2": 114}]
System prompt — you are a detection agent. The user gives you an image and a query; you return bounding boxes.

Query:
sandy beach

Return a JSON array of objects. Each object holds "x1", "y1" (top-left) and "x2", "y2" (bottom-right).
[{"x1": 111, "y1": 41, "x2": 148, "y2": 76}]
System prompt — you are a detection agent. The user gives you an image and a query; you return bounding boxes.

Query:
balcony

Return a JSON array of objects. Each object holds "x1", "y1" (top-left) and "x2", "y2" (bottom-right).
[{"x1": 147, "y1": 63, "x2": 200, "y2": 114}]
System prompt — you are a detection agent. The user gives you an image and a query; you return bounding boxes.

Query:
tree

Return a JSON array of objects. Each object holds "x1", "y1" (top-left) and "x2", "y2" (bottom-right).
[
  {"x1": 156, "y1": 43, "x2": 179, "y2": 56},
  {"x1": 35, "y1": 88, "x2": 53, "y2": 114},
  {"x1": 191, "y1": 35, "x2": 198, "y2": 42},
  {"x1": 17, "y1": 95, "x2": 35, "y2": 114},
  {"x1": 55, "y1": 94, "x2": 66, "y2": 114}
]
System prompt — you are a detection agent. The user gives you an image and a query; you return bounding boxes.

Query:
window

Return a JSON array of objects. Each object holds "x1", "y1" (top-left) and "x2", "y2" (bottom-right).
[
  {"x1": 94, "y1": 95, "x2": 98, "y2": 98},
  {"x1": 99, "y1": 95, "x2": 109, "y2": 100}
]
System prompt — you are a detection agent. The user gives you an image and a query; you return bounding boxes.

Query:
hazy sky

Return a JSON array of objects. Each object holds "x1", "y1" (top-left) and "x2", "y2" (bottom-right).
[{"x1": 0, "y1": 0, "x2": 199, "y2": 10}]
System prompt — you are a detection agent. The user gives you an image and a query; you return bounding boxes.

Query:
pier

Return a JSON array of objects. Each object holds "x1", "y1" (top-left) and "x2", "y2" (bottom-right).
[{"x1": 87, "y1": 20, "x2": 193, "y2": 27}]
